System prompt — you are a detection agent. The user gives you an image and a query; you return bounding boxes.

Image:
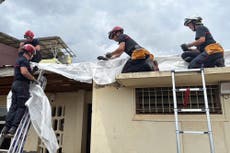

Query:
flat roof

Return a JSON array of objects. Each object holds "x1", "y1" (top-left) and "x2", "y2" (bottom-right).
[{"x1": 116, "y1": 67, "x2": 230, "y2": 87}]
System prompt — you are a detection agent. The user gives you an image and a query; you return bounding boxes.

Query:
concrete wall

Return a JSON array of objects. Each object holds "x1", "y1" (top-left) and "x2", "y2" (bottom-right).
[
  {"x1": 0, "y1": 90, "x2": 92, "y2": 153},
  {"x1": 0, "y1": 43, "x2": 17, "y2": 67},
  {"x1": 91, "y1": 86, "x2": 230, "y2": 153}
]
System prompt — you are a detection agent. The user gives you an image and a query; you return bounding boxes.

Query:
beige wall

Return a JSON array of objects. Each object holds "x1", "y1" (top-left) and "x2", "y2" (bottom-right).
[
  {"x1": 0, "y1": 90, "x2": 92, "y2": 153},
  {"x1": 91, "y1": 86, "x2": 230, "y2": 153}
]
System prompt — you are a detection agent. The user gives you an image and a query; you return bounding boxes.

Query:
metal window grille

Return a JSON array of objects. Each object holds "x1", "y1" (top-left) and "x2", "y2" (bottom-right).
[
  {"x1": 38, "y1": 105, "x2": 65, "y2": 153},
  {"x1": 136, "y1": 85, "x2": 221, "y2": 114}
]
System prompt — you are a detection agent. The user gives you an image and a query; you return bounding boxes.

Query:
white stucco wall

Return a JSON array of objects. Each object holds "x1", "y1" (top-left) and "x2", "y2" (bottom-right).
[{"x1": 91, "y1": 86, "x2": 230, "y2": 153}]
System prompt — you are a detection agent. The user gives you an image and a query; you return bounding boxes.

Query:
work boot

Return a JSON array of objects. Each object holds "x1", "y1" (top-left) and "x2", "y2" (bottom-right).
[
  {"x1": 153, "y1": 60, "x2": 159, "y2": 71},
  {"x1": 215, "y1": 58, "x2": 225, "y2": 67},
  {"x1": 6, "y1": 126, "x2": 17, "y2": 137},
  {"x1": 1, "y1": 126, "x2": 10, "y2": 135}
]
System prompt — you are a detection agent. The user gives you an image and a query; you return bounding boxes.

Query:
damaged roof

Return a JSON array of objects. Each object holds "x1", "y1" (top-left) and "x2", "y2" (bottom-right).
[
  {"x1": 0, "y1": 32, "x2": 76, "y2": 59},
  {"x1": 0, "y1": 67, "x2": 91, "y2": 95}
]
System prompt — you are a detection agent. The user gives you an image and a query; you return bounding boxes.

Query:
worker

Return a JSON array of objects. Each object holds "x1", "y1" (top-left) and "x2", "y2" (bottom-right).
[
  {"x1": 181, "y1": 17, "x2": 225, "y2": 68},
  {"x1": 18, "y1": 30, "x2": 42, "y2": 63},
  {"x1": 104, "y1": 26, "x2": 158, "y2": 73},
  {"x1": 1, "y1": 44, "x2": 38, "y2": 137}
]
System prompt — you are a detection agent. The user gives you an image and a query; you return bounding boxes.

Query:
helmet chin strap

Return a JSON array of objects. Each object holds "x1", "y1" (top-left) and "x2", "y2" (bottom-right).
[{"x1": 191, "y1": 22, "x2": 197, "y2": 31}]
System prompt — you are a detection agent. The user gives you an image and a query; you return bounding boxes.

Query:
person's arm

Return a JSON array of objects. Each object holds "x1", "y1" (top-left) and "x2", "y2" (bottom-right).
[
  {"x1": 187, "y1": 37, "x2": 206, "y2": 47},
  {"x1": 107, "y1": 42, "x2": 125, "y2": 58},
  {"x1": 20, "y1": 67, "x2": 36, "y2": 81},
  {"x1": 18, "y1": 42, "x2": 25, "y2": 51},
  {"x1": 35, "y1": 44, "x2": 40, "y2": 51}
]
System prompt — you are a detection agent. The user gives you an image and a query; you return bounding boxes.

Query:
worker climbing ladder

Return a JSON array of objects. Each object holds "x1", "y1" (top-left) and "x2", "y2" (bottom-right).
[
  {"x1": 171, "y1": 68, "x2": 215, "y2": 153},
  {"x1": 0, "y1": 70, "x2": 47, "y2": 153}
]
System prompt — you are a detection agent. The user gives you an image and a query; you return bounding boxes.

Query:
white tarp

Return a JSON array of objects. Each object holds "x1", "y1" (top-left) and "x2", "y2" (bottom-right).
[
  {"x1": 156, "y1": 51, "x2": 230, "y2": 71},
  {"x1": 34, "y1": 57, "x2": 129, "y2": 85},
  {"x1": 26, "y1": 84, "x2": 59, "y2": 153},
  {"x1": 34, "y1": 51, "x2": 230, "y2": 85},
  {"x1": 7, "y1": 84, "x2": 59, "y2": 153}
]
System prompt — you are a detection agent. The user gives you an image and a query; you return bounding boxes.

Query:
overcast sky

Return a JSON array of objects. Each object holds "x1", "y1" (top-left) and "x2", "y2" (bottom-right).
[{"x1": 1, "y1": 0, "x2": 230, "y2": 62}]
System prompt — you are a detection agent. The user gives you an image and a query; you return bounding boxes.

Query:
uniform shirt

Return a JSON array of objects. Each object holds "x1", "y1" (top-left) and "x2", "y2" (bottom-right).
[
  {"x1": 117, "y1": 34, "x2": 142, "y2": 56},
  {"x1": 195, "y1": 25, "x2": 216, "y2": 52},
  {"x1": 14, "y1": 56, "x2": 32, "y2": 83},
  {"x1": 18, "y1": 38, "x2": 40, "y2": 57}
]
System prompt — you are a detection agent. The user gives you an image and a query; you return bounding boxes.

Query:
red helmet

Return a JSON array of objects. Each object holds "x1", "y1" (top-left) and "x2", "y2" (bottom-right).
[
  {"x1": 108, "y1": 26, "x2": 124, "y2": 39},
  {"x1": 23, "y1": 44, "x2": 36, "y2": 55},
  {"x1": 24, "y1": 30, "x2": 34, "y2": 39}
]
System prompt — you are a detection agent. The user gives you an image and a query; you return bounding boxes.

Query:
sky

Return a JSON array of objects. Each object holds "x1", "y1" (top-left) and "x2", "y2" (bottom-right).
[{"x1": 1, "y1": 0, "x2": 230, "y2": 62}]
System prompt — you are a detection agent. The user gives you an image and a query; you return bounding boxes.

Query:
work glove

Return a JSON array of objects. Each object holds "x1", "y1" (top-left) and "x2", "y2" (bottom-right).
[
  {"x1": 32, "y1": 79, "x2": 40, "y2": 85},
  {"x1": 32, "y1": 66, "x2": 39, "y2": 75},
  {"x1": 105, "y1": 52, "x2": 112, "y2": 59},
  {"x1": 180, "y1": 43, "x2": 189, "y2": 51},
  {"x1": 97, "y1": 56, "x2": 108, "y2": 61}
]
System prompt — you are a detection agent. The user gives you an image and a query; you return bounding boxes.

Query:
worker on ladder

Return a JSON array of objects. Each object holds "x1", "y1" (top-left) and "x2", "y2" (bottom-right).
[
  {"x1": 181, "y1": 17, "x2": 225, "y2": 68},
  {"x1": 18, "y1": 30, "x2": 42, "y2": 63},
  {"x1": 1, "y1": 44, "x2": 38, "y2": 137},
  {"x1": 101, "y1": 26, "x2": 159, "y2": 72}
]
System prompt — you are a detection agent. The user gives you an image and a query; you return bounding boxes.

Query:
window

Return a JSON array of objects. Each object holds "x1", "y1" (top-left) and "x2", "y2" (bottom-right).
[
  {"x1": 0, "y1": 107, "x2": 10, "y2": 149},
  {"x1": 38, "y1": 105, "x2": 65, "y2": 153},
  {"x1": 136, "y1": 85, "x2": 221, "y2": 114}
]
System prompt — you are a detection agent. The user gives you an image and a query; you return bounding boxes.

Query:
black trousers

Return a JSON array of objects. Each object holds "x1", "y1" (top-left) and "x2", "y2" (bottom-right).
[
  {"x1": 5, "y1": 81, "x2": 30, "y2": 128},
  {"x1": 122, "y1": 57, "x2": 154, "y2": 73},
  {"x1": 181, "y1": 51, "x2": 224, "y2": 68}
]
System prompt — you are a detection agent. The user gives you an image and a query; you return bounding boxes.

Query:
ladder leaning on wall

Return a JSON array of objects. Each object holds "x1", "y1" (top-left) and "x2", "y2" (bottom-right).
[
  {"x1": 171, "y1": 68, "x2": 215, "y2": 153},
  {"x1": 0, "y1": 70, "x2": 47, "y2": 153}
]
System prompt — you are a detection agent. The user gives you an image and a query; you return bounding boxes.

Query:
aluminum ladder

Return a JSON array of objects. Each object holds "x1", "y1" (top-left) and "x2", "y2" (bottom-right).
[
  {"x1": 171, "y1": 68, "x2": 215, "y2": 153},
  {"x1": 0, "y1": 70, "x2": 47, "y2": 153}
]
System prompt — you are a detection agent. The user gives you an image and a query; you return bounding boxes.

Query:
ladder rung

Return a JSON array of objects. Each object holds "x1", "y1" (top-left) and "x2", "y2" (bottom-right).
[
  {"x1": 176, "y1": 88, "x2": 203, "y2": 92},
  {"x1": 179, "y1": 131, "x2": 209, "y2": 134},
  {"x1": 172, "y1": 69, "x2": 202, "y2": 73},
  {"x1": 0, "y1": 149, "x2": 8, "y2": 152},
  {"x1": 178, "y1": 109, "x2": 205, "y2": 112}
]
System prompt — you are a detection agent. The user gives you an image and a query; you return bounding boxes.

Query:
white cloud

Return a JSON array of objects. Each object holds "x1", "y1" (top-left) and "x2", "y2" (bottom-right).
[{"x1": 0, "y1": 0, "x2": 230, "y2": 62}]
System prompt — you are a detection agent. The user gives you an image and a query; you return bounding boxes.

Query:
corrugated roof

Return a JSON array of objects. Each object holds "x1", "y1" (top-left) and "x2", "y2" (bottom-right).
[
  {"x1": 0, "y1": 32, "x2": 19, "y2": 48},
  {"x1": 0, "y1": 32, "x2": 76, "y2": 59},
  {"x1": 0, "y1": 67, "x2": 91, "y2": 95}
]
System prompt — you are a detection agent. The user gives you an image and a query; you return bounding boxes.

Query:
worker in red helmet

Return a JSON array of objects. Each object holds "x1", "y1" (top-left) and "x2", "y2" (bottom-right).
[
  {"x1": 103, "y1": 26, "x2": 158, "y2": 73},
  {"x1": 2, "y1": 44, "x2": 38, "y2": 137},
  {"x1": 181, "y1": 17, "x2": 225, "y2": 68},
  {"x1": 18, "y1": 30, "x2": 41, "y2": 63}
]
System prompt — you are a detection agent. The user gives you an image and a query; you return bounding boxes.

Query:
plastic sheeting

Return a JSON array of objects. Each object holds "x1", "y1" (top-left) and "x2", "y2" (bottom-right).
[
  {"x1": 7, "y1": 84, "x2": 59, "y2": 153},
  {"x1": 156, "y1": 51, "x2": 230, "y2": 71},
  {"x1": 26, "y1": 84, "x2": 59, "y2": 153},
  {"x1": 33, "y1": 51, "x2": 230, "y2": 85},
  {"x1": 34, "y1": 57, "x2": 129, "y2": 85}
]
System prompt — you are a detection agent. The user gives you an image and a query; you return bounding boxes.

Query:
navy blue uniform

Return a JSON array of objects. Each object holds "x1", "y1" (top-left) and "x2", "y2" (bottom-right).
[
  {"x1": 195, "y1": 25, "x2": 216, "y2": 52},
  {"x1": 117, "y1": 34, "x2": 155, "y2": 73},
  {"x1": 19, "y1": 39, "x2": 42, "y2": 63},
  {"x1": 181, "y1": 25, "x2": 224, "y2": 68},
  {"x1": 5, "y1": 56, "x2": 31, "y2": 129},
  {"x1": 117, "y1": 34, "x2": 142, "y2": 56}
]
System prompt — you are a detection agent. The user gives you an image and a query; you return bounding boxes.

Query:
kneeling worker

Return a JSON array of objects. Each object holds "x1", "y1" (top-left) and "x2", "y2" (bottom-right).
[
  {"x1": 105, "y1": 26, "x2": 158, "y2": 73},
  {"x1": 2, "y1": 44, "x2": 38, "y2": 137},
  {"x1": 181, "y1": 17, "x2": 224, "y2": 68}
]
